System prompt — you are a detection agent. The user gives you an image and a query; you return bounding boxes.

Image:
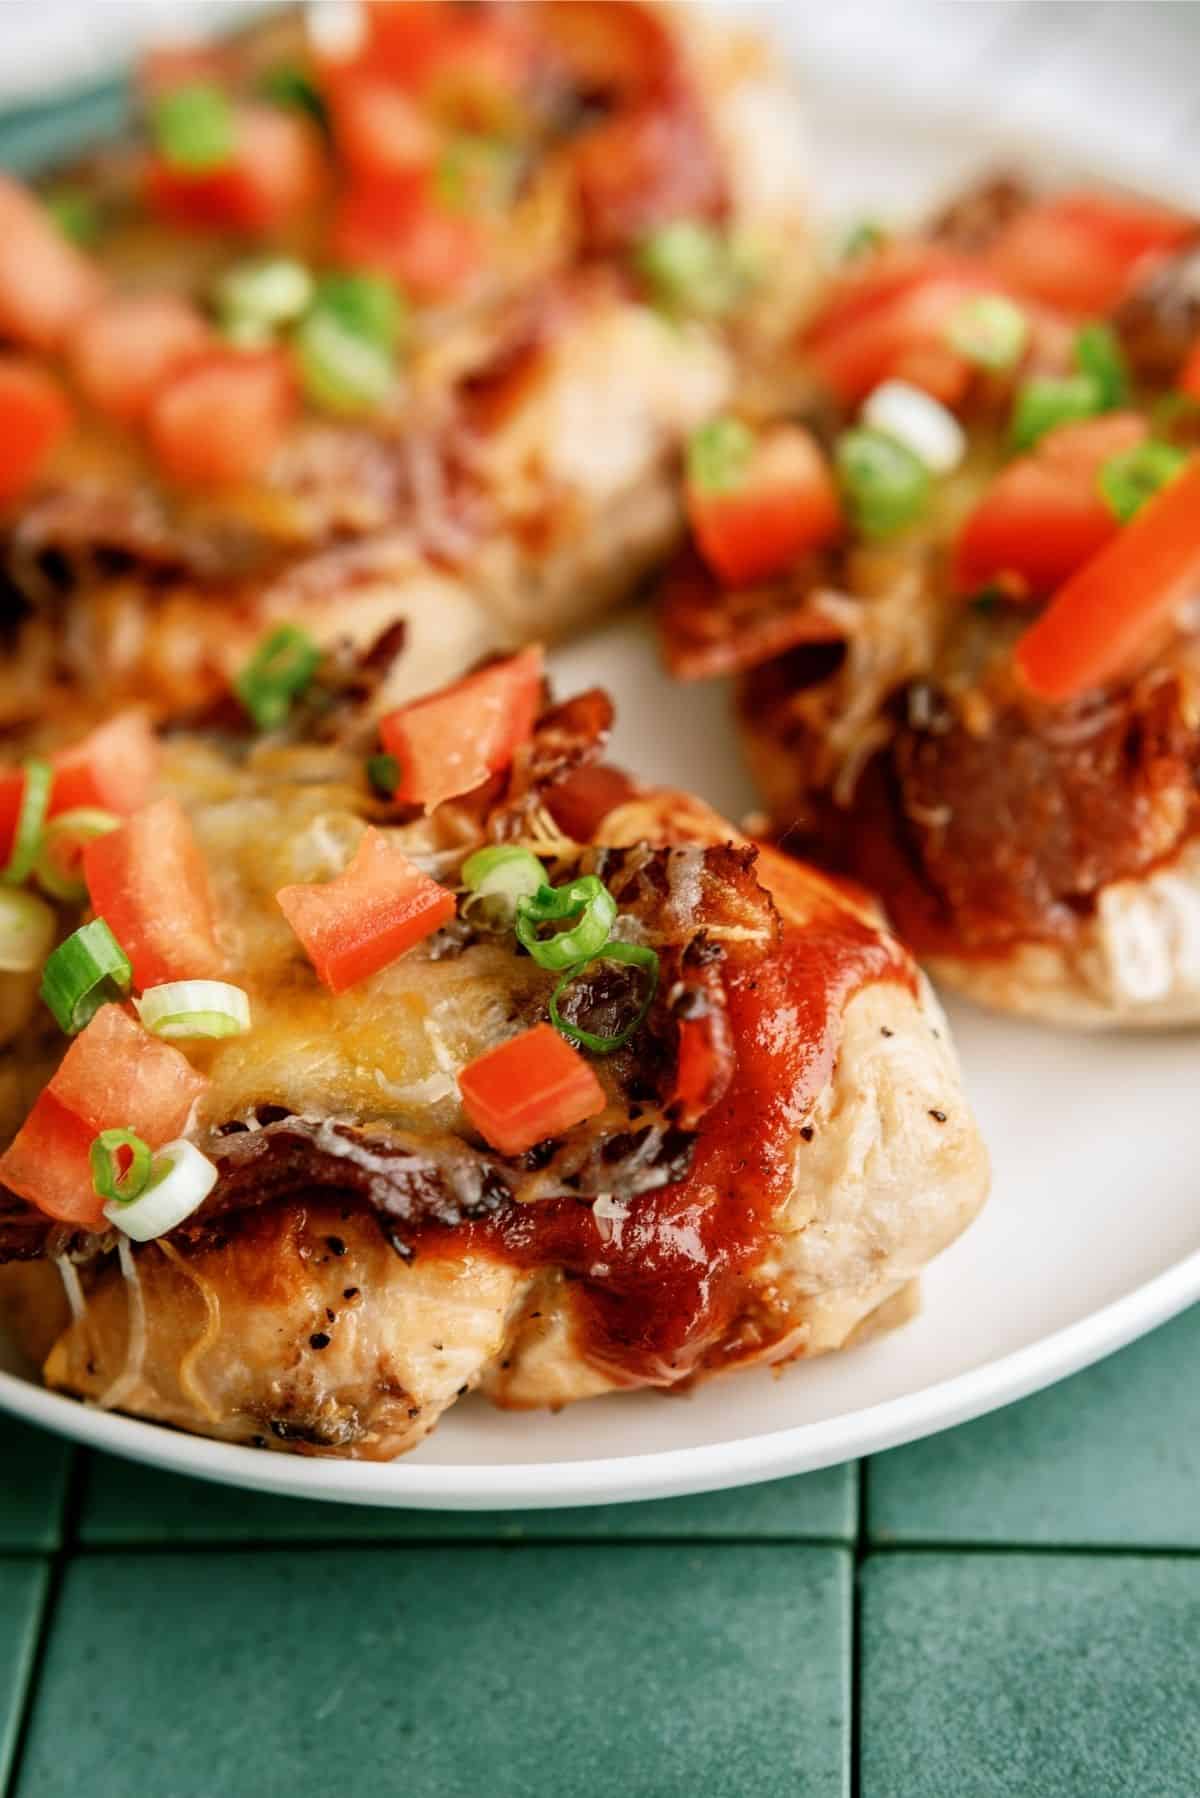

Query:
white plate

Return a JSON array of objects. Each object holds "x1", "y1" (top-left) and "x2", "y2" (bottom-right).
[{"x1": 4, "y1": 83, "x2": 1200, "y2": 1510}]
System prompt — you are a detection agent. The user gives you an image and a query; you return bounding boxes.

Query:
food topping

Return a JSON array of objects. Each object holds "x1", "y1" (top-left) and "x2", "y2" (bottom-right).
[{"x1": 458, "y1": 1022, "x2": 607, "y2": 1156}]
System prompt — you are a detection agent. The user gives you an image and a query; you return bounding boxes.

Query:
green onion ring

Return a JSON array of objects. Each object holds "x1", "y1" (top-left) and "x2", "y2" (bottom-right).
[
  {"x1": 2, "y1": 760, "x2": 53, "y2": 887},
  {"x1": 550, "y1": 941, "x2": 661, "y2": 1054},
  {"x1": 35, "y1": 807, "x2": 120, "y2": 903},
  {"x1": 90, "y1": 1128, "x2": 153, "y2": 1206},
  {"x1": 366, "y1": 753, "x2": 400, "y2": 798},
  {"x1": 1097, "y1": 440, "x2": 1188, "y2": 524},
  {"x1": 234, "y1": 624, "x2": 322, "y2": 732},
  {"x1": 40, "y1": 918, "x2": 133, "y2": 1035},
  {"x1": 516, "y1": 875, "x2": 617, "y2": 971}
]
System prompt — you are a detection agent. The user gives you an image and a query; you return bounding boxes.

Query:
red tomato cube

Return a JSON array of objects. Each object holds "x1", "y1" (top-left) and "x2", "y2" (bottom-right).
[
  {"x1": 147, "y1": 348, "x2": 295, "y2": 489},
  {"x1": 458, "y1": 1023, "x2": 606, "y2": 1156},
  {"x1": 0, "y1": 356, "x2": 72, "y2": 504},
  {"x1": 83, "y1": 795, "x2": 223, "y2": 990},
  {"x1": 68, "y1": 294, "x2": 211, "y2": 426},
  {"x1": 276, "y1": 827, "x2": 456, "y2": 993},
  {"x1": 50, "y1": 712, "x2": 161, "y2": 817},
  {"x1": 0, "y1": 175, "x2": 105, "y2": 352},
  {"x1": 379, "y1": 647, "x2": 544, "y2": 810}
]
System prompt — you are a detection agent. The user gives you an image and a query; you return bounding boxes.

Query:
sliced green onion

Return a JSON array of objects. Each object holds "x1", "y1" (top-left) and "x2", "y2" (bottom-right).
[
  {"x1": 1075, "y1": 322, "x2": 1128, "y2": 409},
  {"x1": 1098, "y1": 440, "x2": 1188, "y2": 524},
  {"x1": 40, "y1": 918, "x2": 132, "y2": 1034},
  {"x1": 367, "y1": 753, "x2": 400, "y2": 798},
  {"x1": 45, "y1": 185, "x2": 102, "y2": 247},
  {"x1": 686, "y1": 416, "x2": 754, "y2": 496},
  {"x1": 295, "y1": 310, "x2": 397, "y2": 414},
  {"x1": 257, "y1": 63, "x2": 329, "y2": 129},
  {"x1": 216, "y1": 258, "x2": 314, "y2": 340},
  {"x1": 310, "y1": 271, "x2": 404, "y2": 349},
  {"x1": 1010, "y1": 374, "x2": 1103, "y2": 451},
  {"x1": 90, "y1": 1128, "x2": 152, "y2": 1206},
  {"x1": 636, "y1": 220, "x2": 744, "y2": 320},
  {"x1": 835, "y1": 427, "x2": 930, "y2": 537},
  {"x1": 35, "y1": 808, "x2": 120, "y2": 903},
  {"x1": 462, "y1": 845, "x2": 544, "y2": 918},
  {"x1": 152, "y1": 81, "x2": 235, "y2": 173},
  {"x1": 135, "y1": 980, "x2": 251, "y2": 1040},
  {"x1": 516, "y1": 876, "x2": 617, "y2": 972},
  {"x1": 2, "y1": 760, "x2": 53, "y2": 887},
  {"x1": 550, "y1": 940, "x2": 660, "y2": 1054},
  {"x1": 103, "y1": 1137, "x2": 218, "y2": 1241},
  {"x1": 234, "y1": 625, "x2": 321, "y2": 731},
  {"x1": 839, "y1": 219, "x2": 885, "y2": 262},
  {"x1": 293, "y1": 270, "x2": 403, "y2": 416},
  {"x1": 0, "y1": 889, "x2": 56, "y2": 974},
  {"x1": 946, "y1": 293, "x2": 1029, "y2": 370}
]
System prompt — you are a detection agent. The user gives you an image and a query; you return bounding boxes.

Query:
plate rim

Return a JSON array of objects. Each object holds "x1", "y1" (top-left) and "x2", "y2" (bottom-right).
[
  {"x1": 2, "y1": 72, "x2": 1198, "y2": 1510},
  {"x1": 5, "y1": 1245, "x2": 1199, "y2": 1509}
]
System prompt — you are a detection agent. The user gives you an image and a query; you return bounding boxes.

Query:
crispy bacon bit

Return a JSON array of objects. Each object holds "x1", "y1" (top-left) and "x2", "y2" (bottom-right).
[
  {"x1": 489, "y1": 685, "x2": 613, "y2": 837},
  {"x1": 926, "y1": 172, "x2": 1034, "y2": 254},
  {"x1": 659, "y1": 547, "x2": 847, "y2": 682},
  {"x1": 1112, "y1": 243, "x2": 1200, "y2": 385}
]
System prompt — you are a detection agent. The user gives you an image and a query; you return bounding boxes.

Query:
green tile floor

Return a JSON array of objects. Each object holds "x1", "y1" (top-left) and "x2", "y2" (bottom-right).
[{"x1": 4, "y1": 1302, "x2": 1200, "y2": 1795}]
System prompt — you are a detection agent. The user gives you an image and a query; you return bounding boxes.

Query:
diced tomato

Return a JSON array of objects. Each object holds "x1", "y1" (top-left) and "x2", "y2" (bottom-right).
[
  {"x1": 887, "y1": 341, "x2": 973, "y2": 409},
  {"x1": 83, "y1": 795, "x2": 223, "y2": 989},
  {"x1": 49, "y1": 1004, "x2": 207, "y2": 1143},
  {"x1": 329, "y1": 74, "x2": 435, "y2": 180},
  {"x1": 536, "y1": 0, "x2": 676, "y2": 102},
  {"x1": 458, "y1": 1022, "x2": 606, "y2": 1155},
  {"x1": 68, "y1": 294, "x2": 211, "y2": 426},
  {"x1": 572, "y1": 93, "x2": 726, "y2": 254},
  {"x1": 0, "y1": 770, "x2": 23, "y2": 867},
  {"x1": 360, "y1": 1, "x2": 531, "y2": 127},
  {"x1": 804, "y1": 253, "x2": 998, "y2": 407},
  {"x1": 1015, "y1": 456, "x2": 1200, "y2": 701},
  {"x1": 276, "y1": 826, "x2": 456, "y2": 993},
  {"x1": 954, "y1": 412, "x2": 1149, "y2": 599},
  {"x1": 1180, "y1": 341, "x2": 1200, "y2": 403},
  {"x1": 378, "y1": 646, "x2": 544, "y2": 810},
  {"x1": 0, "y1": 357, "x2": 71, "y2": 504},
  {"x1": 687, "y1": 424, "x2": 842, "y2": 589},
  {"x1": 146, "y1": 348, "x2": 295, "y2": 489},
  {"x1": 0, "y1": 174, "x2": 105, "y2": 352},
  {"x1": 0, "y1": 713, "x2": 159, "y2": 867},
  {"x1": 987, "y1": 191, "x2": 1194, "y2": 317},
  {"x1": 330, "y1": 175, "x2": 485, "y2": 303},
  {"x1": 146, "y1": 104, "x2": 325, "y2": 234},
  {"x1": 49, "y1": 712, "x2": 161, "y2": 817},
  {"x1": 0, "y1": 1091, "x2": 102, "y2": 1227},
  {"x1": 0, "y1": 1006, "x2": 207, "y2": 1227}
]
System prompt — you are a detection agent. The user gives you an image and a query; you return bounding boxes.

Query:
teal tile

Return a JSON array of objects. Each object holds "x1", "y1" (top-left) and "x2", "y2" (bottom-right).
[
  {"x1": 0, "y1": 1420, "x2": 72, "y2": 1552},
  {"x1": 861, "y1": 1553, "x2": 1200, "y2": 1798},
  {"x1": 868, "y1": 1306, "x2": 1200, "y2": 1547},
  {"x1": 20, "y1": 1546, "x2": 850, "y2": 1798},
  {"x1": 0, "y1": 1559, "x2": 48, "y2": 1790},
  {"x1": 0, "y1": 81, "x2": 132, "y2": 177},
  {"x1": 79, "y1": 1452, "x2": 856, "y2": 1544}
]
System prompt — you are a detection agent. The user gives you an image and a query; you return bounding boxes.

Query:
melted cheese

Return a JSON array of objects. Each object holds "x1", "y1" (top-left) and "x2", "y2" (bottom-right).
[{"x1": 162, "y1": 739, "x2": 558, "y2": 1135}]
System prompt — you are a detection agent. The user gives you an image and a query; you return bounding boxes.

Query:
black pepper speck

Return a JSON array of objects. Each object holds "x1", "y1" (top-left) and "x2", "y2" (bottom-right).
[{"x1": 309, "y1": 1331, "x2": 331, "y2": 1350}]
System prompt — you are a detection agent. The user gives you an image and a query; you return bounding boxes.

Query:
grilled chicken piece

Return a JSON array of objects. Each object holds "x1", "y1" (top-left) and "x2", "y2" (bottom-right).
[{"x1": 1, "y1": 695, "x2": 986, "y2": 1457}]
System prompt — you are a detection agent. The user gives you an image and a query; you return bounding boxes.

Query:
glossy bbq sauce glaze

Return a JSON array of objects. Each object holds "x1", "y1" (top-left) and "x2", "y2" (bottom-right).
[{"x1": 455, "y1": 910, "x2": 913, "y2": 1388}]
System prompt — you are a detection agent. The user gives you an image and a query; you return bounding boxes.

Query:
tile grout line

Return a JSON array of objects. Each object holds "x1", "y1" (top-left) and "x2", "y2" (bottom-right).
[
  {"x1": 850, "y1": 1459, "x2": 868, "y2": 1798},
  {"x1": 2, "y1": 1449, "x2": 88, "y2": 1798}
]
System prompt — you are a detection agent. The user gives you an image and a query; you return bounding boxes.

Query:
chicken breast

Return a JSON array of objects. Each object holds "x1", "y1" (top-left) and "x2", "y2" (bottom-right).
[
  {"x1": 0, "y1": 669, "x2": 987, "y2": 1457},
  {"x1": 0, "y1": 0, "x2": 814, "y2": 731}
]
